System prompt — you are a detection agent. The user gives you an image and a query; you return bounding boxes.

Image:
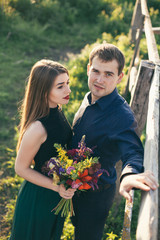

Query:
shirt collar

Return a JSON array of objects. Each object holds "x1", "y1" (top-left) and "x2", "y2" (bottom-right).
[{"x1": 87, "y1": 88, "x2": 119, "y2": 110}]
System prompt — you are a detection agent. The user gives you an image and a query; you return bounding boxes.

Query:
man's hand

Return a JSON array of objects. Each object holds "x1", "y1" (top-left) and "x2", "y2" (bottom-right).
[{"x1": 119, "y1": 170, "x2": 159, "y2": 202}]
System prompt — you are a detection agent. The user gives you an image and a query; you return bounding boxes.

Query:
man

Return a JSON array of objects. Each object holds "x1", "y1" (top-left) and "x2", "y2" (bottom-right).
[{"x1": 71, "y1": 43, "x2": 158, "y2": 240}]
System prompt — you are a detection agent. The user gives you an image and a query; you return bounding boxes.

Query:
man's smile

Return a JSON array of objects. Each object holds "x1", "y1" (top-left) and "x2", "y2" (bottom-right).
[{"x1": 93, "y1": 83, "x2": 105, "y2": 90}]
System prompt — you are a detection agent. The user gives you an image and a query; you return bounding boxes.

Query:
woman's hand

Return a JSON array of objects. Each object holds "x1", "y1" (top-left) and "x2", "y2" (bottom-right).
[{"x1": 58, "y1": 184, "x2": 76, "y2": 199}]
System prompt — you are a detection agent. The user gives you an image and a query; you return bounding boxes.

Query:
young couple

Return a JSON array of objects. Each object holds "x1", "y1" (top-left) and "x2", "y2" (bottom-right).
[{"x1": 9, "y1": 43, "x2": 158, "y2": 240}]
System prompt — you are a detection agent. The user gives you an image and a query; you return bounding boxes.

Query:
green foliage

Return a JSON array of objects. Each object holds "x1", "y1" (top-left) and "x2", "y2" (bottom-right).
[
  {"x1": 3, "y1": 199, "x2": 17, "y2": 227},
  {"x1": 9, "y1": 0, "x2": 32, "y2": 17},
  {"x1": 102, "y1": 190, "x2": 141, "y2": 239},
  {"x1": 59, "y1": 0, "x2": 105, "y2": 22},
  {"x1": 0, "y1": 174, "x2": 23, "y2": 238},
  {"x1": 103, "y1": 200, "x2": 125, "y2": 239},
  {"x1": 148, "y1": 0, "x2": 160, "y2": 12},
  {"x1": 6, "y1": 0, "x2": 135, "y2": 44}
]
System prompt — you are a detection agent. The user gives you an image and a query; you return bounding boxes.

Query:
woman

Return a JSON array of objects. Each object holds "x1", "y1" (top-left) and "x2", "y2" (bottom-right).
[{"x1": 9, "y1": 59, "x2": 75, "y2": 240}]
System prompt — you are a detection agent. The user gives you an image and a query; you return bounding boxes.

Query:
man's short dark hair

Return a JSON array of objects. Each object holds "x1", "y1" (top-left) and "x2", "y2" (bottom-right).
[{"x1": 89, "y1": 43, "x2": 125, "y2": 75}]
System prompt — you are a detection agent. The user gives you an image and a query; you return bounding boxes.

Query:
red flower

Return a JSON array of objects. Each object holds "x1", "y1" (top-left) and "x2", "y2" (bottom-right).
[
  {"x1": 66, "y1": 179, "x2": 73, "y2": 186},
  {"x1": 77, "y1": 169, "x2": 92, "y2": 190},
  {"x1": 67, "y1": 149, "x2": 79, "y2": 158},
  {"x1": 88, "y1": 163, "x2": 101, "y2": 175},
  {"x1": 78, "y1": 182, "x2": 91, "y2": 190}
]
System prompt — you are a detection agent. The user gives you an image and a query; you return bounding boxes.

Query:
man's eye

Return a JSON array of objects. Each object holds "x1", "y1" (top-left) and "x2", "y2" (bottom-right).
[
  {"x1": 105, "y1": 73, "x2": 112, "y2": 77},
  {"x1": 92, "y1": 69, "x2": 99, "y2": 73}
]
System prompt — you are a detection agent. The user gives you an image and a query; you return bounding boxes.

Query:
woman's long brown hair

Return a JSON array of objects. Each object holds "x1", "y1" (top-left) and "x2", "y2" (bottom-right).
[{"x1": 17, "y1": 59, "x2": 68, "y2": 151}]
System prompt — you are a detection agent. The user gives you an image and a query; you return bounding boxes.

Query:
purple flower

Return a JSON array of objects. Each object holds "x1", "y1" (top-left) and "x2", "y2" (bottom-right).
[
  {"x1": 71, "y1": 180, "x2": 82, "y2": 189},
  {"x1": 66, "y1": 166, "x2": 75, "y2": 174},
  {"x1": 59, "y1": 167, "x2": 65, "y2": 174},
  {"x1": 47, "y1": 158, "x2": 61, "y2": 177}
]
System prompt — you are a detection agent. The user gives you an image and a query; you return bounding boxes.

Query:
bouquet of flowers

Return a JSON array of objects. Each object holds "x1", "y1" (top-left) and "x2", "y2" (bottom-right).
[{"x1": 47, "y1": 135, "x2": 108, "y2": 217}]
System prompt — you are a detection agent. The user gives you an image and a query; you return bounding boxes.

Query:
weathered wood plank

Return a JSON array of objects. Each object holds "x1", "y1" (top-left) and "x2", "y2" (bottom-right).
[
  {"x1": 122, "y1": 1, "x2": 159, "y2": 239},
  {"x1": 152, "y1": 27, "x2": 160, "y2": 35},
  {"x1": 122, "y1": 190, "x2": 134, "y2": 240},
  {"x1": 129, "y1": 66, "x2": 138, "y2": 93},
  {"x1": 122, "y1": 61, "x2": 155, "y2": 239},
  {"x1": 144, "y1": 27, "x2": 160, "y2": 35},
  {"x1": 136, "y1": 64, "x2": 160, "y2": 240},
  {"x1": 130, "y1": 60, "x2": 155, "y2": 136},
  {"x1": 124, "y1": 17, "x2": 144, "y2": 99},
  {"x1": 129, "y1": 0, "x2": 143, "y2": 44},
  {"x1": 141, "y1": 0, "x2": 159, "y2": 62},
  {"x1": 115, "y1": 61, "x2": 151, "y2": 217}
]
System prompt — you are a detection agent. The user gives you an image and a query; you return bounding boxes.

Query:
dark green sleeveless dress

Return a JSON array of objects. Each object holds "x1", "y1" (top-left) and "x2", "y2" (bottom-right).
[{"x1": 9, "y1": 107, "x2": 72, "y2": 240}]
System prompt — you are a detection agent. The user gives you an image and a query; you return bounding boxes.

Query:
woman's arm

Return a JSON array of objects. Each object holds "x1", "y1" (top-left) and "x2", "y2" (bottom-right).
[{"x1": 15, "y1": 121, "x2": 75, "y2": 199}]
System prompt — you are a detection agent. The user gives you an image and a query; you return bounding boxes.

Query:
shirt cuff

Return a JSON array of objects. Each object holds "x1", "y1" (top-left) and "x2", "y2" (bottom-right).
[{"x1": 120, "y1": 165, "x2": 144, "y2": 182}]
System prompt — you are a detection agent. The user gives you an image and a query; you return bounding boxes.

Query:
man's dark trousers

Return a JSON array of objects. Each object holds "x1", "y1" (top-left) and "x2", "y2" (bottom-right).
[{"x1": 71, "y1": 184, "x2": 116, "y2": 240}]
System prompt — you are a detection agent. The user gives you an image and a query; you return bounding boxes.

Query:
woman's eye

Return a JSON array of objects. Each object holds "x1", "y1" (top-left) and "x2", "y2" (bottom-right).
[{"x1": 57, "y1": 86, "x2": 63, "y2": 89}]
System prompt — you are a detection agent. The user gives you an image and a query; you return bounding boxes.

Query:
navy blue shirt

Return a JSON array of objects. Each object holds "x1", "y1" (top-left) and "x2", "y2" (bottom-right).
[{"x1": 71, "y1": 88, "x2": 144, "y2": 185}]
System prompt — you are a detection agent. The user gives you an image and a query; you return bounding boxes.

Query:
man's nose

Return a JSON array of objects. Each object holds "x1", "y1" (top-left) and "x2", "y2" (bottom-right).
[{"x1": 96, "y1": 75, "x2": 104, "y2": 83}]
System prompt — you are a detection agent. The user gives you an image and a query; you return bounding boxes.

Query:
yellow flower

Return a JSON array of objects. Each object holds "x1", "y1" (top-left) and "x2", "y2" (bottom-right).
[
  {"x1": 65, "y1": 164, "x2": 69, "y2": 169},
  {"x1": 67, "y1": 159, "x2": 73, "y2": 166},
  {"x1": 53, "y1": 173, "x2": 60, "y2": 185},
  {"x1": 48, "y1": 162, "x2": 54, "y2": 169}
]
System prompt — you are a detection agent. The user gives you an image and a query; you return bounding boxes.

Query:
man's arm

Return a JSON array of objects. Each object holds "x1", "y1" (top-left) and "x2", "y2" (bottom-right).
[{"x1": 119, "y1": 170, "x2": 159, "y2": 202}]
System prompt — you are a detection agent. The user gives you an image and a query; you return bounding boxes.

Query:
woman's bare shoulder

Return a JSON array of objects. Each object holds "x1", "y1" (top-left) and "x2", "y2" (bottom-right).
[{"x1": 24, "y1": 120, "x2": 47, "y2": 144}]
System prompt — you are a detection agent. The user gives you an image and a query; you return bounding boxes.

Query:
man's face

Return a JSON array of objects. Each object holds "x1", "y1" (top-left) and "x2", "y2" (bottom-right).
[{"x1": 87, "y1": 56, "x2": 123, "y2": 103}]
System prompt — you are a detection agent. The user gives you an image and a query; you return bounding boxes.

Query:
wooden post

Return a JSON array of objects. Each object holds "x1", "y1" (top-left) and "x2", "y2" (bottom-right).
[
  {"x1": 124, "y1": 0, "x2": 144, "y2": 99},
  {"x1": 122, "y1": 61, "x2": 155, "y2": 239},
  {"x1": 130, "y1": 60, "x2": 155, "y2": 136},
  {"x1": 122, "y1": 190, "x2": 134, "y2": 240},
  {"x1": 136, "y1": 64, "x2": 160, "y2": 240},
  {"x1": 129, "y1": 0, "x2": 143, "y2": 44},
  {"x1": 122, "y1": 0, "x2": 159, "y2": 239},
  {"x1": 124, "y1": 24, "x2": 144, "y2": 99},
  {"x1": 135, "y1": 1, "x2": 160, "y2": 239},
  {"x1": 141, "y1": 0, "x2": 159, "y2": 62}
]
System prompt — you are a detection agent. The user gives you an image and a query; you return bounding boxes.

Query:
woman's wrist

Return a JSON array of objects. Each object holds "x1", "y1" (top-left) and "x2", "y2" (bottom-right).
[
  {"x1": 49, "y1": 178, "x2": 60, "y2": 192},
  {"x1": 55, "y1": 184, "x2": 60, "y2": 193}
]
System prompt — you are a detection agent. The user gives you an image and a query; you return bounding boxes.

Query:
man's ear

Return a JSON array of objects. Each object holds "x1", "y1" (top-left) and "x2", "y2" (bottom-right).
[
  {"x1": 87, "y1": 63, "x2": 90, "y2": 76},
  {"x1": 117, "y1": 72, "x2": 124, "y2": 84}
]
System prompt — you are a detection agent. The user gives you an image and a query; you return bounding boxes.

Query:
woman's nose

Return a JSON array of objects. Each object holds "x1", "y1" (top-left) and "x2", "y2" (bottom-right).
[{"x1": 67, "y1": 85, "x2": 71, "y2": 93}]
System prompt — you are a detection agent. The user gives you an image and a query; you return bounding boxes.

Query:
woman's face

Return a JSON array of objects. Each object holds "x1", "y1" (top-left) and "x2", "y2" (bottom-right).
[{"x1": 48, "y1": 73, "x2": 71, "y2": 108}]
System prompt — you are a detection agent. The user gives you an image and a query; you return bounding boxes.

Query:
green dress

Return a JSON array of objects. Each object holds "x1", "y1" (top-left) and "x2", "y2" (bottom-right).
[{"x1": 9, "y1": 107, "x2": 72, "y2": 240}]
